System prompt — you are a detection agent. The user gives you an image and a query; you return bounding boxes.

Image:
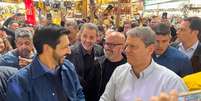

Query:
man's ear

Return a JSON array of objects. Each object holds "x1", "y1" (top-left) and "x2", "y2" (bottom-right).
[
  {"x1": 147, "y1": 44, "x2": 155, "y2": 55},
  {"x1": 192, "y1": 30, "x2": 199, "y2": 35},
  {"x1": 42, "y1": 44, "x2": 51, "y2": 54}
]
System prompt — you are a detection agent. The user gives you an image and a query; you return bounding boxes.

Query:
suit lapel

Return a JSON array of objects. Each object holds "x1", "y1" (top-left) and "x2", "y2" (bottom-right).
[{"x1": 191, "y1": 42, "x2": 201, "y2": 72}]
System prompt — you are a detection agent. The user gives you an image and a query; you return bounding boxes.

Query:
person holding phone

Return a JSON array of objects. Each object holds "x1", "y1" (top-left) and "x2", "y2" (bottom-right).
[{"x1": 0, "y1": 27, "x2": 35, "y2": 69}]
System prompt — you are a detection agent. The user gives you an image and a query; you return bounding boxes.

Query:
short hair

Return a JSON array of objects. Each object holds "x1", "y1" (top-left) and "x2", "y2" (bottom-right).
[
  {"x1": 15, "y1": 13, "x2": 24, "y2": 16},
  {"x1": 126, "y1": 27, "x2": 156, "y2": 46},
  {"x1": 153, "y1": 23, "x2": 170, "y2": 36},
  {"x1": 8, "y1": 21, "x2": 18, "y2": 26},
  {"x1": 33, "y1": 24, "x2": 70, "y2": 54},
  {"x1": 183, "y1": 16, "x2": 201, "y2": 36},
  {"x1": 65, "y1": 20, "x2": 78, "y2": 29},
  {"x1": 15, "y1": 27, "x2": 33, "y2": 40},
  {"x1": 79, "y1": 23, "x2": 99, "y2": 36}
]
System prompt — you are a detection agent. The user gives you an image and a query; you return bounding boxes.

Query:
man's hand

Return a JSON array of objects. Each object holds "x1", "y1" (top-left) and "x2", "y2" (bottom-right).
[
  {"x1": 151, "y1": 90, "x2": 178, "y2": 101},
  {"x1": 135, "y1": 90, "x2": 178, "y2": 101},
  {"x1": 0, "y1": 30, "x2": 7, "y2": 38},
  {"x1": 19, "y1": 56, "x2": 32, "y2": 67}
]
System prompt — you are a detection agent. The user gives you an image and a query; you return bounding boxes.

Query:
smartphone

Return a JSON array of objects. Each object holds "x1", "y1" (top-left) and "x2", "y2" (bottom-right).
[
  {"x1": 178, "y1": 90, "x2": 201, "y2": 101},
  {"x1": 19, "y1": 48, "x2": 30, "y2": 59},
  {"x1": 46, "y1": 13, "x2": 52, "y2": 21},
  {"x1": 162, "y1": 12, "x2": 167, "y2": 19}
]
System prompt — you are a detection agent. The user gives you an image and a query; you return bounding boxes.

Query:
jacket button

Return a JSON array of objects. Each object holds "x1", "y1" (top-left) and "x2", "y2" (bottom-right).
[{"x1": 52, "y1": 93, "x2": 55, "y2": 96}]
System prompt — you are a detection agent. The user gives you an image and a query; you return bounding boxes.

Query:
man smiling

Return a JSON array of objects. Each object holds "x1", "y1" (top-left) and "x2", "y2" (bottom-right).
[{"x1": 6, "y1": 24, "x2": 84, "y2": 101}]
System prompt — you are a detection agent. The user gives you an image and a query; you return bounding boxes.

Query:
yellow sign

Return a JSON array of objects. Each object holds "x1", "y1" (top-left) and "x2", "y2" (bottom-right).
[
  {"x1": 96, "y1": 0, "x2": 114, "y2": 4},
  {"x1": 82, "y1": 0, "x2": 87, "y2": 17},
  {"x1": 38, "y1": 0, "x2": 44, "y2": 9},
  {"x1": 4, "y1": 0, "x2": 21, "y2": 3}
]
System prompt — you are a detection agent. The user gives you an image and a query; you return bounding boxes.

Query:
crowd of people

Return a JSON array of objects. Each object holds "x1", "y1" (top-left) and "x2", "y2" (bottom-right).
[{"x1": 0, "y1": 12, "x2": 201, "y2": 101}]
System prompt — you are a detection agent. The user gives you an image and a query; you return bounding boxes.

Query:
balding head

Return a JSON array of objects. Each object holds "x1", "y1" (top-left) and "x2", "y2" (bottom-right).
[
  {"x1": 105, "y1": 29, "x2": 115, "y2": 36},
  {"x1": 104, "y1": 31, "x2": 125, "y2": 62},
  {"x1": 105, "y1": 31, "x2": 125, "y2": 44}
]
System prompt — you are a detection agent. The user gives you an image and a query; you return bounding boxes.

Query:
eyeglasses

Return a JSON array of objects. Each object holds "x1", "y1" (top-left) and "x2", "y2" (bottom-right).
[{"x1": 104, "y1": 42, "x2": 124, "y2": 48}]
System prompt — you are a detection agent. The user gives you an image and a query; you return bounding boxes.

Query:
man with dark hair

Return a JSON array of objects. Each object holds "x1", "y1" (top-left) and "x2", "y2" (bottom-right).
[
  {"x1": 68, "y1": 23, "x2": 103, "y2": 101},
  {"x1": 148, "y1": 16, "x2": 160, "y2": 29},
  {"x1": 6, "y1": 24, "x2": 85, "y2": 101},
  {"x1": 3, "y1": 13, "x2": 24, "y2": 27},
  {"x1": 3, "y1": 21, "x2": 19, "y2": 48},
  {"x1": 183, "y1": 17, "x2": 201, "y2": 42},
  {"x1": 176, "y1": 16, "x2": 201, "y2": 73},
  {"x1": 8, "y1": 21, "x2": 19, "y2": 31},
  {"x1": 153, "y1": 23, "x2": 193, "y2": 77}
]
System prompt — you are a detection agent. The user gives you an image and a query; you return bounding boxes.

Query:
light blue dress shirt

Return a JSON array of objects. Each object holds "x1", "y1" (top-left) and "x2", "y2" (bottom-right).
[{"x1": 100, "y1": 59, "x2": 188, "y2": 101}]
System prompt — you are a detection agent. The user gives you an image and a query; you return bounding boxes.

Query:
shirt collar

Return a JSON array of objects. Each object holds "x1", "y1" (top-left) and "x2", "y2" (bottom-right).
[
  {"x1": 153, "y1": 46, "x2": 170, "y2": 58},
  {"x1": 30, "y1": 56, "x2": 61, "y2": 79},
  {"x1": 79, "y1": 43, "x2": 94, "y2": 56},
  {"x1": 179, "y1": 41, "x2": 199, "y2": 52},
  {"x1": 129, "y1": 59, "x2": 155, "y2": 79},
  {"x1": 38, "y1": 59, "x2": 59, "y2": 75},
  {"x1": 191, "y1": 41, "x2": 199, "y2": 50}
]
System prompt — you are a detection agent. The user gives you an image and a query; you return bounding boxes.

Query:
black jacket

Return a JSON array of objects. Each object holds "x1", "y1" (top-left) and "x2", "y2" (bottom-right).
[
  {"x1": 96, "y1": 56, "x2": 126, "y2": 99},
  {"x1": 67, "y1": 42, "x2": 103, "y2": 101},
  {"x1": 191, "y1": 43, "x2": 201, "y2": 73}
]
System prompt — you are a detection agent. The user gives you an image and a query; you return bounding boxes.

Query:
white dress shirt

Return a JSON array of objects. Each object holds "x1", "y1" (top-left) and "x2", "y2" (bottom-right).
[
  {"x1": 100, "y1": 60, "x2": 188, "y2": 101},
  {"x1": 178, "y1": 41, "x2": 199, "y2": 59}
]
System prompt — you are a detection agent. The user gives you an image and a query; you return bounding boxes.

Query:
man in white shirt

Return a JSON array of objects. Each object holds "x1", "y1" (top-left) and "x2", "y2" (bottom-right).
[
  {"x1": 176, "y1": 16, "x2": 201, "y2": 73},
  {"x1": 100, "y1": 27, "x2": 187, "y2": 101}
]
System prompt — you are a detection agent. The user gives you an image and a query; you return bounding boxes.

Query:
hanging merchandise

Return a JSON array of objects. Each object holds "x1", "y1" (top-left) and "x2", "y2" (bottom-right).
[{"x1": 24, "y1": 0, "x2": 36, "y2": 25}]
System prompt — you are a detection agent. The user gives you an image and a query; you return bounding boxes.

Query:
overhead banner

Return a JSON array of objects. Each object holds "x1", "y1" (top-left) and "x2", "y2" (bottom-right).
[{"x1": 24, "y1": 0, "x2": 36, "y2": 25}]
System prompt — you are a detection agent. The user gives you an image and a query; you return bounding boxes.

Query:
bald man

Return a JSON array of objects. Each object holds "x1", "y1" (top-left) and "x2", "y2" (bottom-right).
[{"x1": 96, "y1": 31, "x2": 127, "y2": 99}]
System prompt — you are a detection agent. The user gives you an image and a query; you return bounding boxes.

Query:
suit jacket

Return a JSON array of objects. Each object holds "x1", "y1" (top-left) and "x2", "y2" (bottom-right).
[
  {"x1": 191, "y1": 42, "x2": 201, "y2": 73},
  {"x1": 67, "y1": 42, "x2": 103, "y2": 101},
  {"x1": 172, "y1": 42, "x2": 201, "y2": 73}
]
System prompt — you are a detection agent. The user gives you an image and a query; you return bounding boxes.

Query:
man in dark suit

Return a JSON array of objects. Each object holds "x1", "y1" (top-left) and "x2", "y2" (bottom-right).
[
  {"x1": 176, "y1": 16, "x2": 201, "y2": 73},
  {"x1": 67, "y1": 23, "x2": 103, "y2": 101}
]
